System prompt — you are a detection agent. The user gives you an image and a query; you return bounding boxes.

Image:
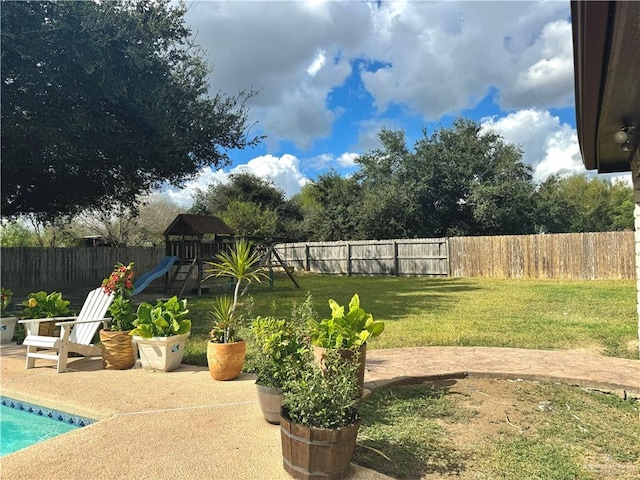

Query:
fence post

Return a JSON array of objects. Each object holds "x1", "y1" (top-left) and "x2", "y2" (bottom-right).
[
  {"x1": 346, "y1": 242, "x2": 352, "y2": 276},
  {"x1": 305, "y1": 244, "x2": 310, "y2": 272},
  {"x1": 393, "y1": 241, "x2": 399, "y2": 276}
]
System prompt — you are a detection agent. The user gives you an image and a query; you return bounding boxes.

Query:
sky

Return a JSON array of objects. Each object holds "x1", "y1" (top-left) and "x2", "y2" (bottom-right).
[{"x1": 163, "y1": 0, "x2": 590, "y2": 207}]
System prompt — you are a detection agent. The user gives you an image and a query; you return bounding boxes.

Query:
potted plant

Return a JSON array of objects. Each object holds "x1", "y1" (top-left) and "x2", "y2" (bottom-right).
[
  {"x1": 249, "y1": 312, "x2": 311, "y2": 424},
  {"x1": 308, "y1": 293, "x2": 384, "y2": 397},
  {"x1": 280, "y1": 349, "x2": 361, "y2": 480},
  {"x1": 99, "y1": 262, "x2": 137, "y2": 370},
  {"x1": 0, "y1": 288, "x2": 18, "y2": 344},
  {"x1": 129, "y1": 296, "x2": 192, "y2": 372},
  {"x1": 205, "y1": 239, "x2": 266, "y2": 381},
  {"x1": 21, "y1": 291, "x2": 71, "y2": 336}
]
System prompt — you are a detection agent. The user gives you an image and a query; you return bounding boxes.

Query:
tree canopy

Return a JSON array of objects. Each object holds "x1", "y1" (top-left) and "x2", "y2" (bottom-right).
[
  {"x1": 1, "y1": 0, "x2": 261, "y2": 220},
  {"x1": 535, "y1": 174, "x2": 633, "y2": 233},
  {"x1": 304, "y1": 119, "x2": 538, "y2": 240},
  {"x1": 192, "y1": 172, "x2": 304, "y2": 240},
  {"x1": 298, "y1": 119, "x2": 631, "y2": 241}
]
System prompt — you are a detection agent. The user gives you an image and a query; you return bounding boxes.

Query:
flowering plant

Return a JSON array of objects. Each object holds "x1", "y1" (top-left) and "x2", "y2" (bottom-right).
[
  {"x1": 1, "y1": 288, "x2": 13, "y2": 317},
  {"x1": 21, "y1": 291, "x2": 70, "y2": 318},
  {"x1": 102, "y1": 262, "x2": 135, "y2": 298},
  {"x1": 102, "y1": 262, "x2": 136, "y2": 331}
]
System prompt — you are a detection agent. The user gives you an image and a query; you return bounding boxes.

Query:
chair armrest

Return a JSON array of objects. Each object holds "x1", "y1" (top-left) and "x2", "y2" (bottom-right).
[
  {"x1": 19, "y1": 316, "x2": 78, "y2": 324},
  {"x1": 55, "y1": 317, "x2": 111, "y2": 326}
]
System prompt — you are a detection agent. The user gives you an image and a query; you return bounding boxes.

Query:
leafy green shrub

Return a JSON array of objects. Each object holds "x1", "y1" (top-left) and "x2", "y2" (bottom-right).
[
  {"x1": 21, "y1": 291, "x2": 70, "y2": 318},
  {"x1": 309, "y1": 294, "x2": 384, "y2": 350},
  {"x1": 250, "y1": 315, "x2": 310, "y2": 389},
  {"x1": 282, "y1": 349, "x2": 360, "y2": 429},
  {"x1": 1, "y1": 288, "x2": 13, "y2": 317},
  {"x1": 130, "y1": 296, "x2": 191, "y2": 338}
]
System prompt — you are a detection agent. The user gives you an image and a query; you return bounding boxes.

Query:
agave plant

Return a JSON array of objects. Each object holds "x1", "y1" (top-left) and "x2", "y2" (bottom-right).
[
  {"x1": 205, "y1": 239, "x2": 267, "y2": 343},
  {"x1": 206, "y1": 239, "x2": 266, "y2": 309}
]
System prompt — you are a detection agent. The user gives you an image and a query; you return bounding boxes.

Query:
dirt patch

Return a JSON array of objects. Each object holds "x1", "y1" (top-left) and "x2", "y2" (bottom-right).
[{"x1": 401, "y1": 377, "x2": 639, "y2": 479}]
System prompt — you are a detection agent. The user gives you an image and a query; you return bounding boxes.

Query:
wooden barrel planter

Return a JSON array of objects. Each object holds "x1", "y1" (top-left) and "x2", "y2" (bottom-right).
[
  {"x1": 100, "y1": 329, "x2": 136, "y2": 370},
  {"x1": 280, "y1": 412, "x2": 361, "y2": 480},
  {"x1": 207, "y1": 340, "x2": 246, "y2": 381},
  {"x1": 256, "y1": 384, "x2": 283, "y2": 424},
  {"x1": 313, "y1": 344, "x2": 367, "y2": 398}
]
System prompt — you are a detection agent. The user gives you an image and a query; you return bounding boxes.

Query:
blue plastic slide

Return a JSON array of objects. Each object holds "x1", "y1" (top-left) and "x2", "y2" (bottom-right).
[{"x1": 132, "y1": 256, "x2": 180, "y2": 295}]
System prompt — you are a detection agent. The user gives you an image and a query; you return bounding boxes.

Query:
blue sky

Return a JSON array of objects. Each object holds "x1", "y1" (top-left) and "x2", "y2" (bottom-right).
[{"x1": 163, "y1": 0, "x2": 587, "y2": 206}]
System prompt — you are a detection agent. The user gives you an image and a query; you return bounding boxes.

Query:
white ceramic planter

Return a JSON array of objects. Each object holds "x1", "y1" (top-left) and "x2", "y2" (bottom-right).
[
  {"x1": 132, "y1": 332, "x2": 190, "y2": 372},
  {"x1": 0, "y1": 317, "x2": 18, "y2": 344}
]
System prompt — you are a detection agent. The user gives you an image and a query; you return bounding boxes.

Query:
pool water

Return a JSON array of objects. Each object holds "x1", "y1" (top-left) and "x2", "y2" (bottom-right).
[{"x1": 0, "y1": 400, "x2": 93, "y2": 456}]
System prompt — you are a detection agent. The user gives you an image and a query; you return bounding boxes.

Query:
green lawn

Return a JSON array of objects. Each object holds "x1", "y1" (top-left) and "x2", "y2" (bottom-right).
[
  {"x1": 154, "y1": 273, "x2": 640, "y2": 479},
  {"x1": 355, "y1": 379, "x2": 640, "y2": 479},
  {"x1": 182, "y1": 273, "x2": 638, "y2": 365}
]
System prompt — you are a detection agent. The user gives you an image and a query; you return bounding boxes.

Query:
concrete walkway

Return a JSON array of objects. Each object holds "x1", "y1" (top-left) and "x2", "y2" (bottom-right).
[{"x1": 1, "y1": 344, "x2": 638, "y2": 480}]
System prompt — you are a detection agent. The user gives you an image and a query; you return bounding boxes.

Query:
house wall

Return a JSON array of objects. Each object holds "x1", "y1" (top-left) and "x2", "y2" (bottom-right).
[{"x1": 632, "y1": 152, "x2": 640, "y2": 358}]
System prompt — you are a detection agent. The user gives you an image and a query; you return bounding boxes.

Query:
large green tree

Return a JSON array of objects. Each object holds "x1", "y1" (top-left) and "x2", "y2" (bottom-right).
[
  {"x1": 1, "y1": 0, "x2": 260, "y2": 220},
  {"x1": 535, "y1": 174, "x2": 633, "y2": 233},
  {"x1": 354, "y1": 119, "x2": 536, "y2": 239},
  {"x1": 299, "y1": 171, "x2": 363, "y2": 241},
  {"x1": 192, "y1": 172, "x2": 304, "y2": 240}
]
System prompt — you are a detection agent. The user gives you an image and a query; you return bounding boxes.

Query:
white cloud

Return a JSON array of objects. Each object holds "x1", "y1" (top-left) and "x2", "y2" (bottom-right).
[
  {"x1": 499, "y1": 20, "x2": 575, "y2": 110},
  {"x1": 337, "y1": 152, "x2": 359, "y2": 168},
  {"x1": 480, "y1": 109, "x2": 583, "y2": 182},
  {"x1": 307, "y1": 50, "x2": 326, "y2": 77},
  {"x1": 236, "y1": 154, "x2": 309, "y2": 198},
  {"x1": 162, "y1": 168, "x2": 228, "y2": 207},
  {"x1": 306, "y1": 151, "x2": 360, "y2": 170},
  {"x1": 174, "y1": 1, "x2": 585, "y2": 190},
  {"x1": 184, "y1": 1, "x2": 371, "y2": 148},
  {"x1": 357, "y1": 1, "x2": 572, "y2": 119}
]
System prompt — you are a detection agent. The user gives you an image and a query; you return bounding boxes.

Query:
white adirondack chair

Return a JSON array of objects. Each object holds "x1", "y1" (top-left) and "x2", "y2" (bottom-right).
[{"x1": 19, "y1": 287, "x2": 114, "y2": 373}]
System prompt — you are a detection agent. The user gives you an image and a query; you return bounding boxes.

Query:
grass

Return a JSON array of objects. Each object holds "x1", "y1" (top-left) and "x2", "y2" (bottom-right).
[
  {"x1": 355, "y1": 379, "x2": 640, "y2": 479},
  {"x1": 181, "y1": 273, "x2": 638, "y2": 365}
]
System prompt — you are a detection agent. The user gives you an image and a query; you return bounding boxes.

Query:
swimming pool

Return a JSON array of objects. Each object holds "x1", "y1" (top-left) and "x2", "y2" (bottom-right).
[{"x1": 0, "y1": 397, "x2": 94, "y2": 456}]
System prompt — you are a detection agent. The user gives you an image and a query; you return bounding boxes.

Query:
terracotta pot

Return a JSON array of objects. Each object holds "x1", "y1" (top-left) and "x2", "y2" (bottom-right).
[
  {"x1": 100, "y1": 329, "x2": 136, "y2": 370},
  {"x1": 313, "y1": 344, "x2": 367, "y2": 398},
  {"x1": 256, "y1": 384, "x2": 283, "y2": 424},
  {"x1": 280, "y1": 411, "x2": 361, "y2": 480},
  {"x1": 207, "y1": 340, "x2": 246, "y2": 381}
]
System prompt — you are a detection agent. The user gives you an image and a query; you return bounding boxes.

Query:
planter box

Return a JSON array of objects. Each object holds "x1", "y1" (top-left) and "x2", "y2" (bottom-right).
[
  {"x1": 0, "y1": 317, "x2": 18, "y2": 344},
  {"x1": 132, "y1": 332, "x2": 190, "y2": 372}
]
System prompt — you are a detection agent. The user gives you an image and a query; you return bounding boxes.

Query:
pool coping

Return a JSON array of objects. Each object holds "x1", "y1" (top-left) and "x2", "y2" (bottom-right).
[{"x1": 1, "y1": 396, "x2": 95, "y2": 427}]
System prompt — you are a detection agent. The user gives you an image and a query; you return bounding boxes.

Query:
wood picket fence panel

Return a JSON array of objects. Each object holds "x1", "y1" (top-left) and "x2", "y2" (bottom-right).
[
  {"x1": 0, "y1": 247, "x2": 164, "y2": 294},
  {"x1": 277, "y1": 232, "x2": 634, "y2": 280},
  {"x1": 276, "y1": 238, "x2": 449, "y2": 276},
  {"x1": 448, "y1": 232, "x2": 634, "y2": 279}
]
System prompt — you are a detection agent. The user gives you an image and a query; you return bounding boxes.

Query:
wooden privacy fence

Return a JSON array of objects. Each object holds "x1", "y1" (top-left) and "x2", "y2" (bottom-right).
[
  {"x1": 0, "y1": 232, "x2": 635, "y2": 292},
  {"x1": 276, "y1": 238, "x2": 450, "y2": 276},
  {"x1": 448, "y1": 231, "x2": 635, "y2": 279},
  {"x1": 1, "y1": 247, "x2": 164, "y2": 293},
  {"x1": 277, "y1": 232, "x2": 634, "y2": 280}
]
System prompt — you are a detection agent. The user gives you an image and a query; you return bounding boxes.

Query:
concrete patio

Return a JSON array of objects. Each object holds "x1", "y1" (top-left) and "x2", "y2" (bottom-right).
[{"x1": 1, "y1": 343, "x2": 638, "y2": 479}]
